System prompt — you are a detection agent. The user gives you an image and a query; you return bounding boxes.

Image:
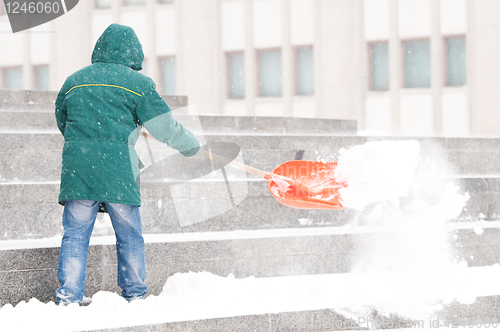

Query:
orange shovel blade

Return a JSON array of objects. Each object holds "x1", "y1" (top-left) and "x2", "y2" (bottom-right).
[{"x1": 268, "y1": 160, "x2": 346, "y2": 210}]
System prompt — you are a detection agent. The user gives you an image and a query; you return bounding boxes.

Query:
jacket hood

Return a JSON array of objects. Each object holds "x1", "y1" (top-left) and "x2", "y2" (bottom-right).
[{"x1": 91, "y1": 24, "x2": 144, "y2": 71}]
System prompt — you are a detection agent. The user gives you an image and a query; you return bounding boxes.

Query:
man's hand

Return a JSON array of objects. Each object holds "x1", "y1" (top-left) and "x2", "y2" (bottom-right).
[{"x1": 188, "y1": 148, "x2": 206, "y2": 161}]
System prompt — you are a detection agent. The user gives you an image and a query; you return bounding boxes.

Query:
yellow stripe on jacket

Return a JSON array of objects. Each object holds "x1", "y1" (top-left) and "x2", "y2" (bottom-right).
[{"x1": 65, "y1": 84, "x2": 142, "y2": 97}]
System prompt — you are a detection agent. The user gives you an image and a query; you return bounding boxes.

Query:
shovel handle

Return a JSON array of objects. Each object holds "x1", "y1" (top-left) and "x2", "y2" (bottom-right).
[
  {"x1": 140, "y1": 130, "x2": 271, "y2": 179},
  {"x1": 202, "y1": 150, "x2": 271, "y2": 179},
  {"x1": 202, "y1": 150, "x2": 322, "y2": 195}
]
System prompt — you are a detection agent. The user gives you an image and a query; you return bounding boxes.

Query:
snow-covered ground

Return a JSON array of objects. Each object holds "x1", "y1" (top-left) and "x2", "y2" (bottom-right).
[{"x1": 2, "y1": 265, "x2": 500, "y2": 331}]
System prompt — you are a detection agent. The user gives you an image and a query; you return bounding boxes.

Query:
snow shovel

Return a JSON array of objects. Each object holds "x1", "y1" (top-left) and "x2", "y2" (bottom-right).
[
  {"x1": 140, "y1": 131, "x2": 345, "y2": 210},
  {"x1": 203, "y1": 150, "x2": 346, "y2": 210}
]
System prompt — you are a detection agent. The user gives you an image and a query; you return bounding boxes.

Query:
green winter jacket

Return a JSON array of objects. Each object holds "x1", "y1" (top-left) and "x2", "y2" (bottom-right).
[{"x1": 55, "y1": 24, "x2": 199, "y2": 206}]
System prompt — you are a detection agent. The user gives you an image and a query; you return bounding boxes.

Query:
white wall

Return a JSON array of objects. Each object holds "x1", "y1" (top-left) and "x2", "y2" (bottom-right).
[
  {"x1": 290, "y1": 0, "x2": 314, "y2": 45},
  {"x1": 156, "y1": 8, "x2": 176, "y2": 55},
  {"x1": 120, "y1": 10, "x2": 148, "y2": 57},
  {"x1": 177, "y1": 0, "x2": 221, "y2": 115},
  {"x1": 29, "y1": 24, "x2": 51, "y2": 65},
  {"x1": 292, "y1": 100, "x2": 316, "y2": 118},
  {"x1": 221, "y1": 1, "x2": 245, "y2": 51},
  {"x1": 224, "y1": 101, "x2": 247, "y2": 116},
  {"x1": 51, "y1": 0, "x2": 92, "y2": 89},
  {"x1": 365, "y1": 95, "x2": 392, "y2": 134},
  {"x1": 363, "y1": 0, "x2": 389, "y2": 41},
  {"x1": 255, "y1": 102, "x2": 284, "y2": 117},
  {"x1": 0, "y1": 21, "x2": 23, "y2": 66},
  {"x1": 91, "y1": 13, "x2": 113, "y2": 47},
  {"x1": 253, "y1": 0, "x2": 282, "y2": 48},
  {"x1": 318, "y1": 0, "x2": 360, "y2": 120},
  {"x1": 442, "y1": 90, "x2": 469, "y2": 137},
  {"x1": 471, "y1": 0, "x2": 500, "y2": 136},
  {"x1": 398, "y1": 0, "x2": 431, "y2": 38},
  {"x1": 400, "y1": 94, "x2": 434, "y2": 136},
  {"x1": 440, "y1": 0, "x2": 467, "y2": 35}
]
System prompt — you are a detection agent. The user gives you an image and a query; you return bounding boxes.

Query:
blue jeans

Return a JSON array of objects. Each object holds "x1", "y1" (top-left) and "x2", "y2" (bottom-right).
[{"x1": 56, "y1": 200, "x2": 147, "y2": 304}]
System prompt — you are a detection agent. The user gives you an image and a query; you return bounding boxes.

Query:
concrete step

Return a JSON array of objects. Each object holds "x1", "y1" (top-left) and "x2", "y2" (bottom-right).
[
  {"x1": 1, "y1": 133, "x2": 500, "y2": 183},
  {"x1": 86, "y1": 311, "x2": 359, "y2": 332},
  {"x1": 0, "y1": 225, "x2": 498, "y2": 308},
  {"x1": 0, "y1": 176, "x2": 498, "y2": 240},
  {"x1": 0, "y1": 111, "x2": 57, "y2": 131},
  {"x1": 0, "y1": 89, "x2": 357, "y2": 134},
  {"x1": 0, "y1": 231, "x2": 353, "y2": 306},
  {"x1": 0, "y1": 130, "x2": 499, "y2": 241},
  {"x1": 0, "y1": 89, "x2": 188, "y2": 111},
  {"x1": 0, "y1": 110, "x2": 357, "y2": 135},
  {"x1": 0, "y1": 181, "x2": 355, "y2": 240}
]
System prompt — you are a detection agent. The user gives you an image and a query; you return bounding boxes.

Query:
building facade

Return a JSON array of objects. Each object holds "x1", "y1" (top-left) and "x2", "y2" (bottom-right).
[{"x1": 0, "y1": 0, "x2": 498, "y2": 137}]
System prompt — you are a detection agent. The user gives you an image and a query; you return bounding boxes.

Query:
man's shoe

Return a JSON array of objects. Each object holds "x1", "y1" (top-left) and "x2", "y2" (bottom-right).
[{"x1": 80, "y1": 296, "x2": 92, "y2": 306}]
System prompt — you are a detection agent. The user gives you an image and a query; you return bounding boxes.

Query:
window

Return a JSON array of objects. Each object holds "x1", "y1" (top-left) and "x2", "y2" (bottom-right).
[
  {"x1": 160, "y1": 57, "x2": 176, "y2": 95},
  {"x1": 403, "y1": 39, "x2": 431, "y2": 88},
  {"x1": 257, "y1": 49, "x2": 282, "y2": 97},
  {"x1": 95, "y1": 0, "x2": 111, "y2": 9},
  {"x1": 35, "y1": 65, "x2": 50, "y2": 91},
  {"x1": 124, "y1": 0, "x2": 145, "y2": 6},
  {"x1": 445, "y1": 36, "x2": 466, "y2": 86},
  {"x1": 369, "y1": 42, "x2": 389, "y2": 91},
  {"x1": 295, "y1": 46, "x2": 314, "y2": 96},
  {"x1": 3, "y1": 67, "x2": 23, "y2": 90},
  {"x1": 226, "y1": 52, "x2": 245, "y2": 99}
]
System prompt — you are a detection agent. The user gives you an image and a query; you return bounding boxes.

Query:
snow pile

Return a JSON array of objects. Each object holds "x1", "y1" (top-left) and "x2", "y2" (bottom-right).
[
  {"x1": 269, "y1": 173, "x2": 292, "y2": 194},
  {"x1": 334, "y1": 140, "x2": 420, "y2": 209},
  {"x1": 333, "y1": 140, "x2": 470, "y2": 318},
  {"x1": 3, "y1": 266, "x2": 500, "y2": 331}
]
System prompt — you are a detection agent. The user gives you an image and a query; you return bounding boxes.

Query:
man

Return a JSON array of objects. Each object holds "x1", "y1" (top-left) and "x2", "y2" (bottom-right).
[{"x1": 55, "y1": 24, "x2": 201, "y2": 305}]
